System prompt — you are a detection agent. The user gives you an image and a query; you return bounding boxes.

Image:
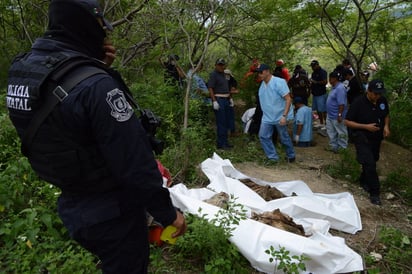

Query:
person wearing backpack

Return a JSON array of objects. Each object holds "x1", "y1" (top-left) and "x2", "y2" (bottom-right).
[{"x1": 6, "y1": 1, "x2": 186, "y2": 273}]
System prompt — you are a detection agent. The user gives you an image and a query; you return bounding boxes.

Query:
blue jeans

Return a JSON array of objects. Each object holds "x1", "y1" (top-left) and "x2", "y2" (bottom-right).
[
  {"x1": 214, "y1": 97, "x2": 231, "y2": 148},
  {"x1": 312, "y1": 94, "x2": 327, "y2": 112},
  {"x1": 228, "y1": 105, "x2": 235, "y2": 133},
  {"x1": 326, "y1": 117, "x2": 348, "y2": 150},
  {"x1": 259, "y1": 122, "x2": 295, "y2": 160}
]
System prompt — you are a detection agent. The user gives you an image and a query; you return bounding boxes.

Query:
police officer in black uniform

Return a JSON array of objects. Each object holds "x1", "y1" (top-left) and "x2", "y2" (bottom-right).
[
  {"x1": 344, "y1": 79, "x2": 390, "y2": 206},
  {"x1": 6, "y1": 0, "x2": 186, "y2": 273}
]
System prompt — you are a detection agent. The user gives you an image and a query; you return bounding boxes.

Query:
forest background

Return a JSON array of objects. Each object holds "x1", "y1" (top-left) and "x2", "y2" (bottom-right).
[{"x1": 0, "y1": 0, "x2": 411, "y2": 273}]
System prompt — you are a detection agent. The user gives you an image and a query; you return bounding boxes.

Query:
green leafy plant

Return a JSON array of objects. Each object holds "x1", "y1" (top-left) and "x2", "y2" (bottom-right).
[
  {"x1": 265, "y1": 245, "x2": 309, "y2": 274},
  {"x1": 376, "y1": 226, "x2": 412, "y2": 273},
  {"x1": 172, "y1": 195, "x2": 250, "y2": 273},
  {"x1": 382, "y1": 168, "x2": 412, "y2": 205},
  {"x1": 325, "y1": 148, "x2": 360, "y2": 183},
  {"x1": 386, "y1": 93, "x2": 412, "y2": 150}
]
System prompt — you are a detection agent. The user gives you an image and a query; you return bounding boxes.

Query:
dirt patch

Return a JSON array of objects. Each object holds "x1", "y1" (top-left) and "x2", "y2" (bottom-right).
[{"x1": 233, "y1": 131, "x2": 412, "y2": 263}]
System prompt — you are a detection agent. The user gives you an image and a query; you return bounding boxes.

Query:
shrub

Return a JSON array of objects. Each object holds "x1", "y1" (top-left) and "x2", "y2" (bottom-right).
[
  {"x1": 325, "y1": 148, "x2": 361, "y2": 183},
  {"x1": 382, "y1": 168, "x2": 412, "y2": 206},
  {"x1": 172, "y1": 197, "x2": 250, "y2": 273},
  {"x1": 376, "y1": 226, "x2": 412, "y2": 274}
]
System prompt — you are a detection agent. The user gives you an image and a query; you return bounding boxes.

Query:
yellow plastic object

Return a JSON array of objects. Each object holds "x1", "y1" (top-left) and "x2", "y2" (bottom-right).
[{"x1": 160, "y1": 225, "x2": 178, "y2": 244}]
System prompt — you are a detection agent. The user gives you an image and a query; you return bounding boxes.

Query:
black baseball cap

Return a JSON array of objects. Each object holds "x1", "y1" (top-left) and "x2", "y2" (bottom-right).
[
  {"x1": 293, "y1": 96, "x2": 304, "y2": 104},
  {"x1": 52, "y1": 0, "x2": 113, "y2": 31},
  {"x1": 310, "y1": 60, "x2": 319, "y2": 66},
  {"x1": 368, "y1": 79, "x2": 386, "y2": 94},
  {"x1": 329, "y1": 71, "x2": 340, "y2": 79},
  {"x1": 215, "y1": 58, "x2": 226, "y2": 65},
  {"x1": 342, "y1": 68, "x2": 353, "y2": 77}
]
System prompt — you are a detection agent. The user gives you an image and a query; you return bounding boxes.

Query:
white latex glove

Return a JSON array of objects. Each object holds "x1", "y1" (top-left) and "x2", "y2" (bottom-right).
[
  {"x1": 294, "y1": 135, "x2": 300, "y2": 144},
  {"x1": 229, "y1": 98, "x2": 234, "y2": 107},
  {"x1": 213, "y1": 101, "x2": 220, "y2": 110}
]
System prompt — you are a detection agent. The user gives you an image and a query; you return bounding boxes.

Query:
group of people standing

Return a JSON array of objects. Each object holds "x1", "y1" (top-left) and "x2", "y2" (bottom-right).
[
  {"x1": 246, "y1": 58, "x2": 389, "y2": 206},
  {"x1": 162, "y1": 54, "x2": 390, "y2": 206}
]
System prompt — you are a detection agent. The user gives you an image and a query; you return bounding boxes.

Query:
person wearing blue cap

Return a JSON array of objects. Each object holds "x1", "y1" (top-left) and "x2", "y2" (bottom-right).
[
  {"x1": 344, "y1": 79, "x2": 390, "y2": 206},
  {"x1": 326, "y1": 71, "x2": 348, "y2": 152},
  {"x1": 293, "y1": 97, "x2": 313, "y2": 147},
  {"x1": 255, "y1": 64, "x2": 295, "y2": 163},
  {"x1": 7, "y1": 1, "x2": 186, "y2": 272}
]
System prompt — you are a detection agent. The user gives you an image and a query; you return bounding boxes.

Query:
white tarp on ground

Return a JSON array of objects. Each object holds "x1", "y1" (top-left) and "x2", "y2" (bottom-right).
[{"x1": 169, "y1": 153, "x2": 364, "y2": 274}]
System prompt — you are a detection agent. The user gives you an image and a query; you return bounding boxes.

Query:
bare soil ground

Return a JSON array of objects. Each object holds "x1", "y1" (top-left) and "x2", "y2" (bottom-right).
[{"x1": 233, "y1": 130, "x2": 412, "y2": 270}]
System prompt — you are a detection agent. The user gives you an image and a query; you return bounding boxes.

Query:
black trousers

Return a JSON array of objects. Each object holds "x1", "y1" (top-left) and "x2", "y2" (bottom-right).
[
  {"x1": 72, "y1": 209, "x2": 149, "y2": 274},
  {"x1": 354, "y1": 140, "x2": 381, "y2": 196}
]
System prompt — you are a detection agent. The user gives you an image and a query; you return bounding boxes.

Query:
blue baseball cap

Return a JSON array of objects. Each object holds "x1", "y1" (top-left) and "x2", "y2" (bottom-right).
[{"x1": 255, "y1": 64, "x2": 271, "y2": 72}]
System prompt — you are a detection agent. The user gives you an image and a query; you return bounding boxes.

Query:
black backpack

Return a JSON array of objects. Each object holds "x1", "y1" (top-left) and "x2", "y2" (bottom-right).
[{"x1": 13, "y1": 53, "x2": 108, "y2": 155}]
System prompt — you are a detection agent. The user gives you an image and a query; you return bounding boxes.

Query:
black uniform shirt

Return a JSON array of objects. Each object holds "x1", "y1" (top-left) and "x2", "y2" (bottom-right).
[
  {"x1": 346, "y1": 94, "x2": 389, "y2": 141},
  {"x1": 8, "y1": 38, "x2": 177, "y2": 230},
  {"x1": 57, "y1": 70, "x2": 177, "y2": 228},
  {"x1": 310, "y1": 67, "x2": 327, "y2": 96}
]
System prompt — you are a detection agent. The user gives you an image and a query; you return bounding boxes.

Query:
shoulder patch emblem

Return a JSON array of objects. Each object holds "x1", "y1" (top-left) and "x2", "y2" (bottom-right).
[
  {"x1": 106, "y1": 88, "x2": 133, "y2": 122},
  {"x1": 379, "y1": 103, "x2": 385, "y2": 111}
]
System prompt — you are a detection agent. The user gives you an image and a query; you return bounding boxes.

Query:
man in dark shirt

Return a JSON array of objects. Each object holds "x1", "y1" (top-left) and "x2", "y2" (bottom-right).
[
  {"x1": 310, "y1": 60, "x2": 328, "y2": 127},
  {"x1": 288, "y1": 65, "x2": 311, "y2": 106},
  {"x1": 160, "y1": 54, "x2": 185, "y2": 90},
  {"x1": 208, "y1": 58, "x2": 232, "y2": 149},
  {"x1": 343, "y1": 69, "x2": 363, "y2": 104},
  {"x1": 344, "y1": 79, "x2": 390, "y2": 205},
  {"x1": 7, "y1": 1, "x2": 187, "y2": 272}
]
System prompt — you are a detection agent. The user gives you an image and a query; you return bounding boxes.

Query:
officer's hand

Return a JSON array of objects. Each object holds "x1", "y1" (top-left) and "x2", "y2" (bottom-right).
[
  {"x1": 102, "y1": 38, "x2": 116, "y2": 67},
  {"x1": 213, "y1": 101, "x2": 220, "y2": 111},
  {"x1": 365, "y1": 123, "x2": 380, "y2": 132},
  {"x1": 171, "y1": 210, "x2": 187, "y2": 238},
  {"x1": 383, "y1": 125, "x2": 390, "y2": 138}
]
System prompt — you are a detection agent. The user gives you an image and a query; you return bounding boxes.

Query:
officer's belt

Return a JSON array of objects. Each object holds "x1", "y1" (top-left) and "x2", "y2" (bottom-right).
[{"x1": 215, "y1": 93, "x2": 230, "y2": 98}]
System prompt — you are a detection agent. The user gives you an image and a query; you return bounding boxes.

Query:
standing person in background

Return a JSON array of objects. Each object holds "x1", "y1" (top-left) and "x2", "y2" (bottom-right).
[
  {"x1": 343, "y1": 69, "x2": 363, "y2": 105},
  {"x1": 187, "y1": 61, "x2": 210, "y2": 123},
  {"x1": 274, "y1": 59, "x2": 290, "y2": 82},
  {"x1": 6, "y1": 0, "x2": 186, "y2": 273},
  {"x1": 242, "y1": 58, "x2": 261, "y2": 84},
  {"x1": 309, "y1": 60, "x2": 328, "y2": 128},
  {"x1": 344, "y1": 80, "x2": 390, "y2": 206},
  {"x1": 342, "y1": 58, "x2": 356, "y2": 76},
  {"x1": 293, "y1": 97, "x2": 313, "y2": 147},
  {"x1": 159, "y1": 54, "x2": 185, "y2": 90},
  {"x1": 326, "y1": 71, "x2": 348, "y2": 153},
  {"x1": 224, "y1": 69, "x2": 239, "y2": 136},
  {"x1": 288, "y1": 65, "x2": 311, "y2": 106},
  {"x1": 256, "y1": 64, "x2": 295, "y2": 164},
  {"x1": 360, "y1": 70, "x2": 370, "y2": 92},
  {"x1": 187, "y1": 61, "x2": 210, "y2": 104},
  {"x1": 208, "y1": 58, "x2": 233, "y2": 150},
  {"x1": 333, "y1": 64, "x2": 347, "y2": 84}
]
